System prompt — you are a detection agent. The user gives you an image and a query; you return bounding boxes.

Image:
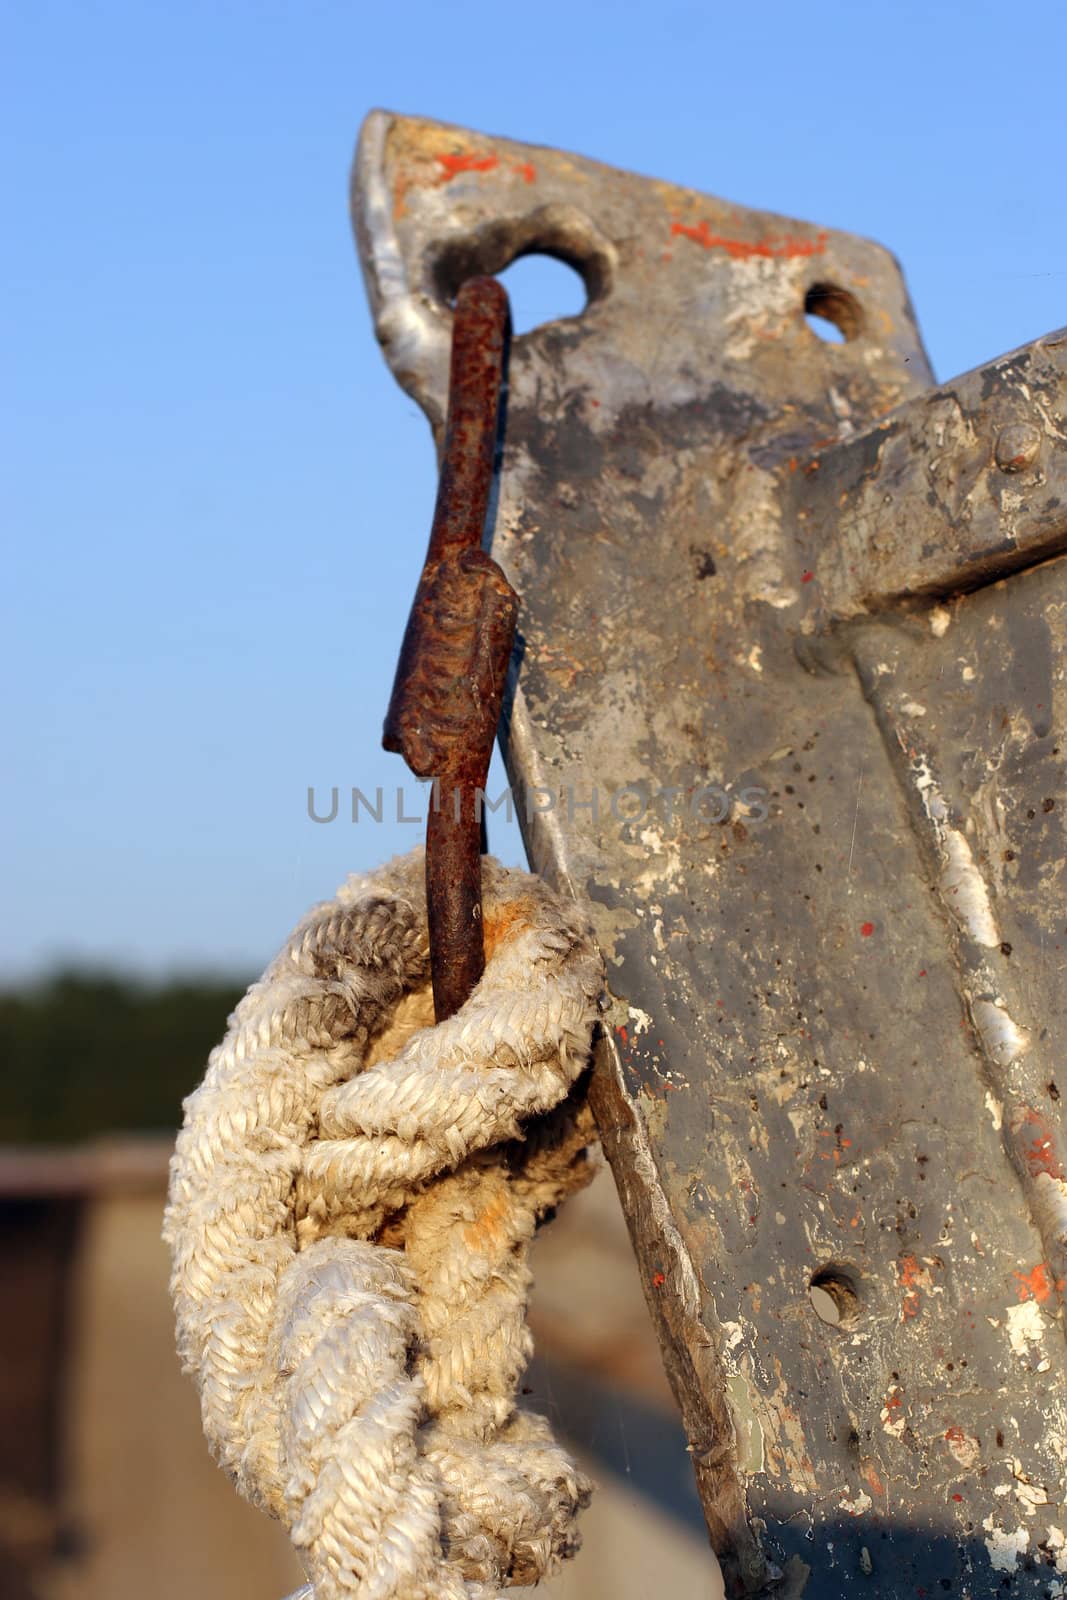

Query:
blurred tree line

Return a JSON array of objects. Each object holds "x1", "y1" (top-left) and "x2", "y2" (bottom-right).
[{"x1": 0, "y1": 971, "x2": 250, "y2": 1143}]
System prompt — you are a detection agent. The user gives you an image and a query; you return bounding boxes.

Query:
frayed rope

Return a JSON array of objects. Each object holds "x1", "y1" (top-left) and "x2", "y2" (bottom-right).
[{"x1": 164, "y1": 848, "x2": 604, "y2": 1598}]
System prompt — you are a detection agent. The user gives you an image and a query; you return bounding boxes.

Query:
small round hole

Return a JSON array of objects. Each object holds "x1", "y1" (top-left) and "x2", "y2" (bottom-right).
[
  {"x1": 494, "y1": 253, "x2": 587, "y2": 336},
  {"x1": 804, "y1": 282, "x2": 863, "y2": 344},
  {"x1": 809, "y1": 1264, "x2": 862, "y2": 1327}
]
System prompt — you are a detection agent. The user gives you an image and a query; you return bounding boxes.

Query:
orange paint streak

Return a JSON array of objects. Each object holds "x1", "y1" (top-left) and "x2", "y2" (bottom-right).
[
  {"x1": 1014, "y1": 1263, "x2": 1053, "y2": 1303},
  {"x1": 436, "y1": 151, "x2": 500, "y2": 182},
  {"x1": 670, "y1": 220, "x2": 828, "y2": 260},
  {"x1": 1015, "y1": 1108, "x2": 1065, "y2": 1179},
  {"x1": 898, "y1": 1253, "x2": 923, "y2": 1320},
  {"x1": 512, "y1": 161, "x2": 536, "y2": 183}
]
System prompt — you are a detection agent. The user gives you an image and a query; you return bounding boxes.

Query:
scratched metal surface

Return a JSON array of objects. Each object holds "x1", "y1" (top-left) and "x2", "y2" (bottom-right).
[{"x1": 354, "y1": 112, "x2": 1067, "y2": 1597}]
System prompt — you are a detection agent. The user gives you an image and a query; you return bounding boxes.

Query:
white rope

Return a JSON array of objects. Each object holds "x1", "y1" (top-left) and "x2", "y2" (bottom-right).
[{"x1": 164, "y1": 848, "x2": 604, "y2": 1599}]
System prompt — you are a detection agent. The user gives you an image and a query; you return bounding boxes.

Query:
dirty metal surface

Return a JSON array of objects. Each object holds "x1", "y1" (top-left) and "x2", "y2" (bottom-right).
[
  {"x1": 354, "y1": 112, "x2": 1067, "y2": 1597},
  {"x1": 792, "y1": 330, "x2": 1067, "y2": 620}
]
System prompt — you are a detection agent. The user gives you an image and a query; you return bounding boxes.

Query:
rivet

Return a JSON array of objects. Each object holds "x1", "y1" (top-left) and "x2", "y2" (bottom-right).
[{"x1": 995, "y1": 422, "x2": 1041, "y2": 473}]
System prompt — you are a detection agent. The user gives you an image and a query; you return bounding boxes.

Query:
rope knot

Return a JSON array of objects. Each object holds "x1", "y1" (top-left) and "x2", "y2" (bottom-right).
[{"x1": 164, "y1": 849, "x2": 604, "y2": 1598}]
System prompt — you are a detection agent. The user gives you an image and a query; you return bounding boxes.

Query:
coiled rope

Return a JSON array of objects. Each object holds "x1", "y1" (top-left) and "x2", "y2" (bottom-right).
[{"x1": 164, "y1": 848, "x2": 604, "y2": 1598}]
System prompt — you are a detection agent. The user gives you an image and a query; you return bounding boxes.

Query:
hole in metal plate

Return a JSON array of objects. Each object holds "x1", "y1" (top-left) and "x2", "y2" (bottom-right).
[
  {"x1": 809, "y1": 1264, "x2": 863, "y2": 1326},
  {"x1": 430, "y1": 204, "x2": 615, "y2": 326},
  {"x1": 804, "y1": 282, "x2": 863, "y2": 344},
  {"x1": 494, "y1": 253, "x2": 588, "y2": 335}
]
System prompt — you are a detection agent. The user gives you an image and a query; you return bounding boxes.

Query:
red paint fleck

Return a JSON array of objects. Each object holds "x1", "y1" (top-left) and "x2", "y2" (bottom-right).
[
  {"x1": 801, "y1": 569, "x2": 814, "y2": 584},
  {"x1": 898, "y1": 1253, "x2": 924, "y2": 1320},
  {"x1": 436, "y1": 151, "x2": 499, "y2": 182},
  {"x1": 512, "y1": 161, "x2": 536, "y2": 183},
  {"x1": 651, "y1": 1271, "x2": 666, "y2": 1288},
  {"x1": 951, "y1": 1493, "x2": 963, "y2": 1502},
  {"x1": 1014, "y1": 1263, "x2": 1053, "y2": 1303},
  {"x1": 670, "y1": 219, "x2": 828, "y2": 261},
  {"x1": 860, "y1": 921, "x2": 875, "y2": 937},
  {"x1": 1015, "y1": 1107, "x2": 1066, "y2": 1179},
  {"x1": 616, "y1": 1024, "x2": 629, "y2": 1047},
  {"x1": 918, "y1": 968, "x2": 927, "y2": 977}
]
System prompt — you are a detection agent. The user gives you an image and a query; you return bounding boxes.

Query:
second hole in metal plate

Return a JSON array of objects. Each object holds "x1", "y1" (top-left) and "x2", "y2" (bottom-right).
[
  {"x1": 809, "y1": 1264, "x2": 863, "y2": 1326},
  {"x1": 804, "y1": 282, "x2": 863, "y2": 344}
]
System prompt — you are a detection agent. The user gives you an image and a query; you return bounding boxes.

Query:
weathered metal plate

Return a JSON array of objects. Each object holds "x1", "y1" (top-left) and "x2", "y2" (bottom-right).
[
  {"x1": 354, "y1": 112, "x2": 1067, "y2": 1597},
  {"x1": 793, "y1": 329, "x2": 1067, "y2": 620}
]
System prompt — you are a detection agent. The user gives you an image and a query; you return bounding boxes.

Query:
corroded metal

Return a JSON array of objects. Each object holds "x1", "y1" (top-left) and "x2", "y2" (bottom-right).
[
  {"x1": 792, "y1": 328, "x2": 1067, "y2": 621},
  {"x1": 383, "y1": 275, "x2": 517, "y2": 1021},
  {"x1": 355, "y1": 111, "x2": 1067, "y2": 1596}
]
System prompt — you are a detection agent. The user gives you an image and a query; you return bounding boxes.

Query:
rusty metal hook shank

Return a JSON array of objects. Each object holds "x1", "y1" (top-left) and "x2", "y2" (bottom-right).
[{"x1": 383, "y1": 277, "x2": 517, "y2": 1022}]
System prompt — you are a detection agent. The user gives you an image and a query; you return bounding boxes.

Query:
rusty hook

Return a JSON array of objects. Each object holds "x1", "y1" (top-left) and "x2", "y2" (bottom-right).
[{"x1": 383, "y1": 276, "x2": 517, "y2": 1022}]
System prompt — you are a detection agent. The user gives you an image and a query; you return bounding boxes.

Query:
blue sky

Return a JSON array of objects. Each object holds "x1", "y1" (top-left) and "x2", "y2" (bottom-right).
[{"x1": 4, "y1": 0, "x2": 1065, "y2": 978}]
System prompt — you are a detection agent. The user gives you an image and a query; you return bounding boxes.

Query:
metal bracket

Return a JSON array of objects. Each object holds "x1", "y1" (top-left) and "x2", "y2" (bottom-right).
[{"x1": 354, "y1": 111, "x2": 1067, "y2": 1597}]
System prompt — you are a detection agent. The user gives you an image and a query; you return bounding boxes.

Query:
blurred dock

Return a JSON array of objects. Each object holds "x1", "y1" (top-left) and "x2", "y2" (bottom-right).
[{"x1": 1, "y1": 1140, "x2": 720, "y2": 1599}]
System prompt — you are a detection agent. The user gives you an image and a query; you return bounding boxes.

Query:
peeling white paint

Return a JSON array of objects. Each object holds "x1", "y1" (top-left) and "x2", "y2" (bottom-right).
[
  {"x1": 628, "y1": 1005, "x2": 654, "y2": 1038},
  {"x1": 982, "y1": 1518, "x2": 1030, "y2": 1571},
  {"x1": 972, "y1": 997, "x2": 1029, "y2": 1068},
  {"x1": 727, "y1": 463, "x2": 797, "y2": 610},
  {"x1": 1030, "y1": 1170, "x2": 1067, "y2": 1246},
  {"x1": 941, "y1": 831, "x2": 1001, "y2": 947},
  {"x1": 838, "y1": 1490, "x2": 873, "y2": 1516},
  {"x1": 1006, "y1": 1299, "x2": 1047, "y2": 1358},
  {"x1": 985, "y1": 1090, "x2": 1004, "y2": 1131},
  {"x1": 720, "y1": 255, "x2": 789, "y2": 365},
  {"x1": 911, "y1": 759, "x2": 1004, "y2": 949},
  {"x1": 1046, "y1": 1525, "x2": 1067, "y2": 1574},
  {"x1": 724, "y1": 1371, "x2": 766, "y2": 1476},
  {"x1": 930, "y1": 606, "x2": 952, "y2": 636},
  {"x1": 720, "y1": 1319, "x2": 745, "y2": 1354},
  {"x1": 1011, "y1": 1459, "x2": 1049, "y2": 1513},
  {"x1": 880, "y1": 1387, "x2": 906, "y2": 1440},
  {"x1": 945, "y1": 1429, "x2": 980, "y2": 1469}
]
